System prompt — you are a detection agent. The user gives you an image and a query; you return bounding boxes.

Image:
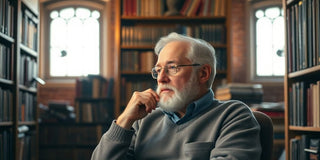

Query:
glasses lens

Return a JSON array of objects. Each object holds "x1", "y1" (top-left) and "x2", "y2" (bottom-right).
[
  {"x1": 167, "y1": 65, "x2": 177, "y2": 76},
  {"x1": 151, "y1": 68, "x2": 158, "y2": 79}
]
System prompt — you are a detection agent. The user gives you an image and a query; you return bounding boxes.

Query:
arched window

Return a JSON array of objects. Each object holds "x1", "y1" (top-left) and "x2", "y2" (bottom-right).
[
  {"x1": 249, "y1": 0, "x2": 284, "y2": 81},
  {"x1": 41, "y1": 0, "x2": 107, "y2": 80},
  {"x1": 49, "y1": 7, "x2": 100, "y2": 77}
]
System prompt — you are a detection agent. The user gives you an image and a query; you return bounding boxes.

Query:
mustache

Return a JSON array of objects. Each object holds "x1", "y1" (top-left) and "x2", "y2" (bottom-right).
[{"x1": 156, "y1": 84, "x2": 176, "y2": 94}]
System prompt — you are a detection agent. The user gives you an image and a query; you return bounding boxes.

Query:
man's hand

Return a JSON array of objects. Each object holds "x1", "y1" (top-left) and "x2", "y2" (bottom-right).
[{"x1": 116, "y1": 89, "x2": 159, "y2": 129}]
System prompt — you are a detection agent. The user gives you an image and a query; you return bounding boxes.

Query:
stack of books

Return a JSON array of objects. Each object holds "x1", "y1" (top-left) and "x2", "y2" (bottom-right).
[
  {"x1": 38, "y1": 101, "x2": 75, "y2": 123},
  {"x1": 215, "y1": 83, "x2": 263, "y2": 104}
]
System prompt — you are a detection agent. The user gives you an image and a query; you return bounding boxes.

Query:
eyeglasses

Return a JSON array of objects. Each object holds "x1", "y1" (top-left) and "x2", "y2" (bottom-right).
[{"x1": 151, "y1": 64, "x2": 201, "y2": 79}]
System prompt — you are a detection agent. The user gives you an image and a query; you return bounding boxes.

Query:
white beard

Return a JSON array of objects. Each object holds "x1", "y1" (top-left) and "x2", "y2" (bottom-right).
[{"x1": 156, "y1": 73, "x2": 199, "y2": 112}]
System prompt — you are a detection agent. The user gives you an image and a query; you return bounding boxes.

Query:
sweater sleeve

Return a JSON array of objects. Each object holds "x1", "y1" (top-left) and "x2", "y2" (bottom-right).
[
  {"x1": 210, "y1": 101, "x2": 262, "y2": 160},
  {"x1": 91, "y1": 121, "x2": 135, "y2": 160}
]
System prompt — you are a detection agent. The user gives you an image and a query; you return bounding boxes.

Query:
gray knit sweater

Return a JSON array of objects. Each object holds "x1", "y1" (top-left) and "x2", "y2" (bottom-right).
[{"x1": 91, "y1": 100, "x2": 261, "y2": 160}]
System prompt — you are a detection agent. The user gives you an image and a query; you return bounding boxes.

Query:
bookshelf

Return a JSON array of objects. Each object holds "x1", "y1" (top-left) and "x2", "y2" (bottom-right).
[
  {"x1": 39, "y1": 75, "x2": 114, "y2": 160},
  {"x1": 114, "y1": 0, "x2": 231, "y2": 116},
  {"x1": 0, "y1": 0, "x2": 41, "y2": 159},
  {"x1": 284, "y1": 0, "x2": 320, "y2": 159},
  {"x1": 39, "y1": 123, "x2": 110, "y2": 160}
]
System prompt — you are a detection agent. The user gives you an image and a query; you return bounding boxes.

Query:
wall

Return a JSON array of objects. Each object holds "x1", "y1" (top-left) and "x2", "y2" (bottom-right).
[{"x1": 38, "y1": 0, "x2": 284, "y2": 107}]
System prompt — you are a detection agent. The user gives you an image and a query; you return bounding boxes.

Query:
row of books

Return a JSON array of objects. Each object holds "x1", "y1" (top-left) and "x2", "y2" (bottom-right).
[
  {"x1": 122, "y1": 0, "x2": 166, "y2": 17},
  {"x1": 290, "y1": 135, "x2": 320, "y2": 160},
  {"x1": 289, "y1": 81, "x2": 320, "y2": 127},
  {"x1": 121, "y1": 24, "x2": 226, "y2": 46},
  {"x1": 0, "y1": 43, "x2": 11, "y2": 80},
  {"x1": 18, "y1": 91, "x2": 36, "y2": 122},
  {"x1": 180, "y1": 0, "x2": 226, "y2": 17},
  {"x1": 20, "y1": 53, "x2": 37, "y2": 88},
  {"x1": 0, "y1": 0, "x2": 14, "y2": 37},
  {"x1": 0, "y1": 86, "x2": 12, "y2": 122},
  {"x1": 120, "y1": 78, "x2": 156, "y2": 107},
  {"x1": 75, "y1": 75, "x2": 114, "y2": 99},
  {"x1": 17, "y1": 125, "x2": 37, "y2": 160},
  {"x1": 0, "y1": 129, "x2": 13, "y2": 160},
  {"x1": 75, "y1": 100, "x2": 114, "y2": 123},
  {"x1": 121, "y1": 51, "x2": 155, "y2": 72},
  {"x1": 21, "y1": 5, "x2": 38, "y2": 51},
  {"x1": 121, "y1": 0, "x2": 226, "y2": 17},
  {"x1": 39, "y1": 125, "x2": 104, "y2": 146},
  {"x1": 286, "y1": 0, "x2": 320, "y2": 73}
]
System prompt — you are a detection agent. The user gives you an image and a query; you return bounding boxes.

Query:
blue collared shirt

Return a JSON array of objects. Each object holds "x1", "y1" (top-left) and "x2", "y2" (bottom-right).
[{"x1": 162, "y1": 89, "x2": 215, "y2": 124}]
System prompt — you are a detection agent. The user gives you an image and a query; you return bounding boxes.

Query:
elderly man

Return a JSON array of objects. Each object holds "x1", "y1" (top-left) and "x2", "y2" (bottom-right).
[{"x1": 91, "y1": 33, "x2": 261, "y2": 160}]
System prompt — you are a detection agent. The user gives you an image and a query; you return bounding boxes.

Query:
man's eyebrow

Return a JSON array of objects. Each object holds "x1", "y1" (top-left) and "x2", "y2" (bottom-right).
[{"x1": 166, "y1": 61, "x2": 176, "y2": 65}]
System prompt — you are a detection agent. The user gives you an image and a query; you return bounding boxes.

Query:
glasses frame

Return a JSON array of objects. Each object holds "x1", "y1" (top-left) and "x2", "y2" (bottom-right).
[{"x1": 151, "y1": 63, "x2": 201, "y2": 79}]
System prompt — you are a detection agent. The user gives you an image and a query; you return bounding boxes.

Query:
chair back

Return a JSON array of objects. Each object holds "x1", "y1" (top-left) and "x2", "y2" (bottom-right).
[{"x1": 253, "y1": 111, "x2": 274, "y2": 160}]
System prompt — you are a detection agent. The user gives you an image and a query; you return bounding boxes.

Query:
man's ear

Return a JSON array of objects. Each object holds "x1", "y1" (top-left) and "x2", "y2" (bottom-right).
[{"x1": 198, "y1": 64, "x2": 211, "y2": 84}]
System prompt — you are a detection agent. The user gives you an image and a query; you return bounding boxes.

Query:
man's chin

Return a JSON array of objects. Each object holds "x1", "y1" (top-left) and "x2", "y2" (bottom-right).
[{"x1": 160, "y1": 93, "x2": 173, "y2": 101}]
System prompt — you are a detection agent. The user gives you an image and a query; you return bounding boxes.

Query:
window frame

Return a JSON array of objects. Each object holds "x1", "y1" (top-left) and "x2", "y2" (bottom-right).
[
  {"x1": 248, "y1": 0, "x2": 284, "y2": 83},
  {"x1": 40, "y1": 0, "x2": 106, "y2": 82}
]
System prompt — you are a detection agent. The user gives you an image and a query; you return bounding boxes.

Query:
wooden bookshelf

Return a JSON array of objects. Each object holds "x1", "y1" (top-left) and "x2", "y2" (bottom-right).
[
  {"x1": 0, "y1": 0, "x2": 40, "y2": 159},
  {"x1": 114, "y1": 0, "x2": 231, "y2": 117},
  {"x1": 38, "y1": 75, "x2": 114, "y2": 160},
  {"x1": 38, "y1": 122, "x2": 110, "y2": 160},
  {"x1": 284, "y1": 0, "x2": 320, "y2": 159}
]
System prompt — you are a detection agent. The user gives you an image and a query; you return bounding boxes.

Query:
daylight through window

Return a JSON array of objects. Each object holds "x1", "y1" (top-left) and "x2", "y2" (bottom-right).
[
  {"x1": 255, "y1": 6, "x2": 284, "y2": 77},
  {"x1": 50, "y1": 7, "x2": 100, "y2": 77}
]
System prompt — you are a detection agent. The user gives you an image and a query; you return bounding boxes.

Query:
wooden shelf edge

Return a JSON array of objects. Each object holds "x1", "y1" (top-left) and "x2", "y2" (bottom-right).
[
  {"x1": 289, "y1": 126, "x2": 320, "y2": 132},
  {"x1": 0, "y1": 121, "x2": 14, "y2": 126},
  {"x1": 19, "y1": 84, "x2": 37, "y2": 93},
  {"x1": 20, "y1": 44, "x2": 38, "y2": 57},
  {"x1": 18, "y1": 121, "x2": 37, "y2": 126},
  {"x1": 288, "y1": 65, "x2": 320, "y2": 78},
  {"x1": 121, "y1": 16, "x2": 226, "y2": 21},
  {"x1": 21, "y1": 0, "x2": 39, "y2": 16},
  {"x1": 0, "y1": 32, "x2": 14, "y2": 43},
  {"x1": 0, "y1": 78, "x2": 14, "y2": 86}
]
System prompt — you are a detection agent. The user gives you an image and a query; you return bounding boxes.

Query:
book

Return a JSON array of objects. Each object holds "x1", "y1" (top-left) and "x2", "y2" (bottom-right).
[
  {"x1": 308, "y1": 138, "x2": 320, "y2": 160},
  {"x1": 215, "y1": 83, "x2": 263, "y2": 104}
]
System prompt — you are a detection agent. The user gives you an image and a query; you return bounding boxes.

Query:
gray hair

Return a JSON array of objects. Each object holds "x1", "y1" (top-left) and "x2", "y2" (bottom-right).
[{"x1": 154, "y1": 32, "x2": 216, "y2": 88}]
